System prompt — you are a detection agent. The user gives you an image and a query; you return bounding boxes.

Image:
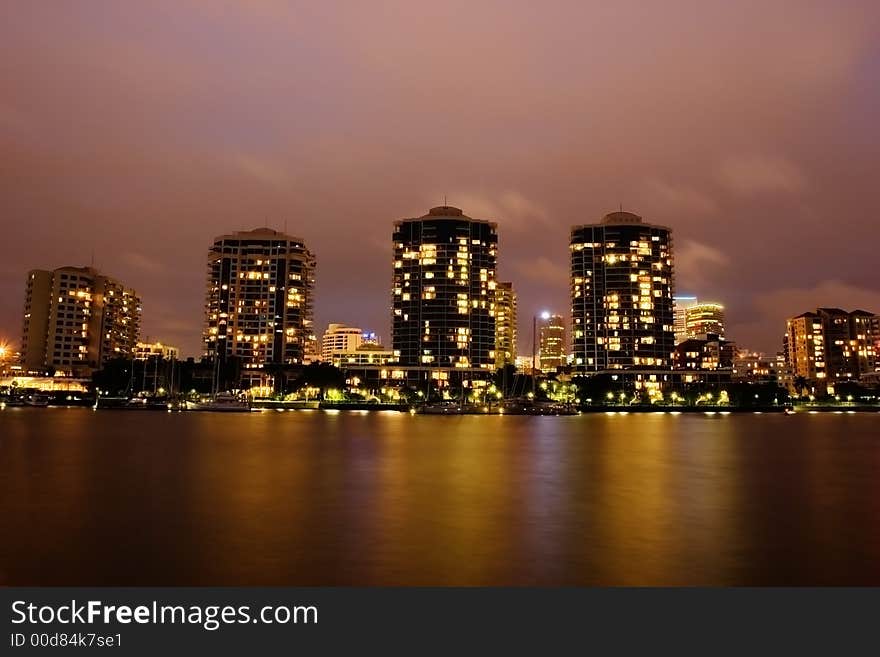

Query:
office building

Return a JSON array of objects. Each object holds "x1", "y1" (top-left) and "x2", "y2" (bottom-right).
[
  {"x1": 204, "y1": 228, "x2": 316, "y2": 386},
  {"x1": 493, "y1": 281, "x2": 517, "y2": 369},
  {"x1": 673, "y1": 295, "x2": 698, "y2": 344},
  {"x1": 686, "y1": 302, "x2": 726, "y2": 339},
  {"x1": 538, "y1": 312, "x2": 566, "y2": 372},
  {"x1": 570, "y1": 211, "x2": 674, "y2": 371},
  {"x1": 392, "y1": 206, "x2": 497, "y2": 382},
  {"x1": 21, "y1": 266, "x2": 141, "y2": 375},
  {"x1": 321, "y1": 323, "x2": 364, "y2": 361}
]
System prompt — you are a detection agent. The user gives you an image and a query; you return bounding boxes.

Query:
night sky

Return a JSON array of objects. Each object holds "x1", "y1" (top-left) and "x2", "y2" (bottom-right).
[{"x1": 2, "y1": 1, "x2": 879, "y2": 357}]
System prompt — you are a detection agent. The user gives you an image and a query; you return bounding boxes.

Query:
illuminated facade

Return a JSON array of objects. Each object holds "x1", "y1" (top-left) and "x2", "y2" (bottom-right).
[
  {"x1": 204, "y1": 228, "x2": 316, "y2": 382},
  {"x1": 570, "y1": 211, "x2": 674, "y2": 371},
  {"x1": 392, "y1": 206, "x2": 497, "y2": 379},
  {"x1": 685, "y1": 302, "x2": 725, "y2": 339},
  {"x1": 672, "y1": 335, "x2": 735, "y2": 371},
  {"x1": 538, "y1": 313, "x2": 566, "y2": 372},
  {"x1": 134, "y1": 341, "x2": 179, "y2": 360},
  {"x1": 321, "y1": 323, "x2": 363, "y2": 361},
  {"x1": 732, "y1": 350, "x2": 785, "y2": 382},
  {"x1": 673, "y1": 295, "x2": 697, "y2": 344},
  {"x1": 330, "y1": 343, "x2": 396, "y2": 368},
  {"x1": 784, "y1": 308, "x2": 879, "y2": 385},
  {"x1": 784, "y1": 312, "x2": 826, "y2": 381},
  {"x1": 493, "y1": 281, "x2": 517, "y2": 369},
  {"x1": 21, "y1": 266, "x2": 141, "y2": 374}
]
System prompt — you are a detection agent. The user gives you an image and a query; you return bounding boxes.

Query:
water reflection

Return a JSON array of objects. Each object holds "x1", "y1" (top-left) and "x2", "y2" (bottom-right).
[{"x1": 1, "y1": 408, "x2": 879, "y2": 585}]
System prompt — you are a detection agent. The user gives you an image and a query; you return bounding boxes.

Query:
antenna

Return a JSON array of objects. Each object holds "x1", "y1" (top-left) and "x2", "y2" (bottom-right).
[{"x1": 444, "y1": 194, "x2": 447, "y2": 207}]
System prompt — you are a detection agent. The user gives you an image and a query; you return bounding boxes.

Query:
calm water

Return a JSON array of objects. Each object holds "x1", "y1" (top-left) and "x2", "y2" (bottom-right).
[{"x1": 1, "y1": 408, "x2": 879, "y2": 585}]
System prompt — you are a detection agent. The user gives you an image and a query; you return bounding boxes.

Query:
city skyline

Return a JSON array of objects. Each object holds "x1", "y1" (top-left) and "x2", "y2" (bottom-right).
[
  {"x1": 3, "y1": 206, "x2": 877, "y2": 363},
  {"x1": 2, "y1": 2, "x2": 880, "y2": 357}
]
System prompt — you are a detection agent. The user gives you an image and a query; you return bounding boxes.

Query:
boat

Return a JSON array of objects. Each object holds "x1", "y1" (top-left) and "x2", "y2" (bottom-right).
[
  {"x1": 784, "y1": 406, "x2": 796, "y2": 416},
  {"x1": 23, "y1": 393, "x2": 50, "y2": 407},
  {"x1": 418, "y1": 401, "x2": 465, "y2": 415},
  {"x1": 502, "y1": 399, "x2": 578, "y2": 416},
  {"x1": 185, "y1": 392, "x2": 252, "y2": 412}
]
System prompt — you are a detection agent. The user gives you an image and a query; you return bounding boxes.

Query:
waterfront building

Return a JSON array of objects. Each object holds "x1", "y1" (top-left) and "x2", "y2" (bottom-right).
[
  {"x1": 493, "y1": 281, "x2": 517, "y2": 369},
  {"x1": 203, "y1": 227, "x2": 316, "y2": 387},
  {"x1": 784, "y1": 308, "x2": 879, "y2": 387},
  {"x1": 570, "y1": 211, "x2": 674, "y2": 371},
  {"x1": 685, "y1": 302, "x2": 725, "y2": 340},
  {"x1": 673, "y1": 295, "x2": 698, "y2": 344},
  {"x1": 538, "y1": 312, "x2": 566, "y2": 372},
  {"x1": 391, "y1": 206, "x2": 497, "y2": 384},
  {"x1": 331, "y1": 343, "x2": 397, "y2": 368},
  {"x1": 321, "y1": 323, "x2": 364, "y2": 361},
  {"x1": 134, "y1": 341, "x2": 179, "y2": 360},
  {"x1": 672, "y1": 334, "x2": 735, "y2": 371},
  {"x1": 732, "y1": 350, "x2": 785, "y2": 382},
  {"x1": 21, "y1": 266, "x2": 141, "y2": 375}
]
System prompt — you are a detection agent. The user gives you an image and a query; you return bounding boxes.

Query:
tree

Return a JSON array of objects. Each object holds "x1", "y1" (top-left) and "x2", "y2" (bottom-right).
[{"x1": 289, "y1": 362, "x2": 345, "y2": 397}]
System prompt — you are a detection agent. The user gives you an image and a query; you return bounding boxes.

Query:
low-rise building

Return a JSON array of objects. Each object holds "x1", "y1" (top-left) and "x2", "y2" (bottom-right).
[{"x1": 134, "y1": 341, "x2": 179, "y2": 360}]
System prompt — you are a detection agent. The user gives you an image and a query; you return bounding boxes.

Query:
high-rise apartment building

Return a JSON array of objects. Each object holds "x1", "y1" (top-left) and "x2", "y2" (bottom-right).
[
  {"x1": 493, "y1": 281, "x2": 517, "y2": 369},
  {"x1": 21, "y1": 266, "x2": 141, "y2": 374},
  {"x1": 685, "y1": 302, "x2": 725, "y2": 339},
  {"x1": 570, "y1": 211, "x2": 674, "y2": 371},
  {"x1": 392, "y1": 206, "x2": 497, "y2": 380},
  {"x1": 538, "y1": 312, "x2": 566, "y2": 372},
  {"x1": 204, "y1": 228, "x2": 316, "y2": 385},
  {"x1": 784, "y1": 308, "x2": 879, "y2": 385}
]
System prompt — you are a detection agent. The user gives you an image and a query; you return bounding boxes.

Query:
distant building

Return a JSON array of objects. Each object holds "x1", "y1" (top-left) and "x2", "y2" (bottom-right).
[
  {"x1": 360, "y1": 331, "x2": 380, "y2": 347},
  {"x1": 330, "y1": 343, "x2": 397, "y2": 368},
  {"x1": 21, "y1": 266, "x2": 141, "y2": 375},
  {"x1": 203, "y1": 227, "x2": 316, "y2": 388},
  {"x1": 685, "y1": 302, "x2": 725, "y2": 340},
  {"x1": 515, "y1": 355, "x2": 535, "y2": 373},
  {"x1": 672, "y1": 334, "x2": 735, "y2": 371},
  {"x1": 134, "y1": 341, "x2": 179, "y2": 360},
  {"x1": 673, "y1": 295, "x2": 698, "y2": 344},
  {"x1": 538, "y1": 313, "x2": 566, "y2": 372},
  {"x1": 784, "y1": 308, "x2": 879, "y2": 386},
  {"x1": 493, "y1": 281, "x2": 517, "y2": 369},
  {"x1": 321, "y1": 323, "x2": 363, "y2": 361},
  {"x1": 392, "y1": 206, "x2": 497, "y2": 384},
  {"x1": 732, "y1": 350, "x2": 784, "y2": 382},
  {"x1": 570, "y1": 211, "x2": 674, "y2": 371}
]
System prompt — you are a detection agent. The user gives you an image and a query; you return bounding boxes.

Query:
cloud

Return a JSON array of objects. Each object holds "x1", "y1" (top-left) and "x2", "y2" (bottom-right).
[
  {"x1": 643, "y1": 179, "x2": 718, "y2": 215},
  {"x1": 445, "y1": 191, "x2": 552, "y2": 233},
  {"x1": 717, "y1": 155, "x2": 806, "y2": 196},
  {"x1": 753, "y1": 281, "x2": 880, "y2": 320},
  {"x1": 731, "y1": 280, "x2": 880, "y2": 352},
  {"x1": 121, "y1": 252, "x2": 163, "y2": 273},
  {"x1": 514, "y1": 256, "x2": 569, "y2": 288},
  {"x1": 674, "y1": 239, "x2": 730, "y2": 290},
  {"x1": 232, "y1": 155, "x2": 292, "y2": 188}
]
